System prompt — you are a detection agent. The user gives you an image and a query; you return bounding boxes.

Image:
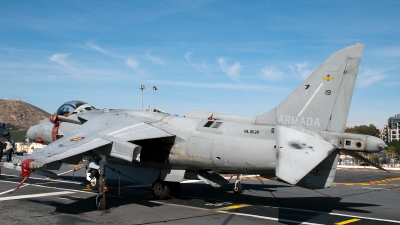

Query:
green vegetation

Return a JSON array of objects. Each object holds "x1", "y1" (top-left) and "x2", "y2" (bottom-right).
[
  {"x1": 345, "y1": 124, "x2": 379, "y2": 137},
  {"x1": 386, "y1": 140, "x2": 400, "y2": 159},
  {"x1": 345, "y1": 124, "x2": 399, "y2": 163},
  {"x1": 4, "y1": 123, "x2": 27, "y2": 142}
]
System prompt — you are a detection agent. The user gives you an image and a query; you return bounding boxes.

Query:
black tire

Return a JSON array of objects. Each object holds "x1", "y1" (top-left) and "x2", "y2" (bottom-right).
[
  {"x1": 233, "y1": 182, "x2": 243, "y2": 194},
  {"x1": 90, "y1": 170, "x2": 100, "y2": 190},
  {"x1": 95, "y1": 196, "x2": 105, "y2": 210},
  {"x1": 152, "y1": 180, "x2": 170, "y2": 200},
  {"x1": 167, "y1": 182, "x2": 181, "y2": 198}
]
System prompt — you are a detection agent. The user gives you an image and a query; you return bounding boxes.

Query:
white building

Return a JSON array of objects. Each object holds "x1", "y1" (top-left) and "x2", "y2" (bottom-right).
[
  {"x1": 380, "y1": 114, "x2": 400, "y2": 143},
  {"x1": 27, "y1": 143, "x2": 46, "y2": 154}
]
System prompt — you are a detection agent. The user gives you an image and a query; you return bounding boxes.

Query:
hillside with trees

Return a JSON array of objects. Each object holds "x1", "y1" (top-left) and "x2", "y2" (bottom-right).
[
  {"x1": 0, "y1": 98, "x2": 50, "y2": 130},
  {"x1": 3, "y1": 123, "x2": 27, "y2": 142},
  {"x1": 0, "y1": 98, "x2": 50, "y2": 142}
]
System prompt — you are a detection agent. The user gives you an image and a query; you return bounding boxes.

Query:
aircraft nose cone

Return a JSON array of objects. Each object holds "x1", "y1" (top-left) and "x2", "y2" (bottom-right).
[{"x1": 26, "y1": 125, "x2": 37, "y2": 142}]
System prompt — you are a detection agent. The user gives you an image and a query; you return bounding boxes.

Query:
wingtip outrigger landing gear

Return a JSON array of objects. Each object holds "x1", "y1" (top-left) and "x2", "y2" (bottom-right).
[
  {"x1": 10, "y1": 159, "x2": 36, "y2": 194},
  {"x1": 233, "y1": 174, "x2": 243, "y2": 194}
]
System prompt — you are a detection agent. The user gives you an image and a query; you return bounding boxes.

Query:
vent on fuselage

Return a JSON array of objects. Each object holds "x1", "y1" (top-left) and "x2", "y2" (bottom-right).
[{"x1": 203, "y1": 121, "x2": 223, "y2": 129}]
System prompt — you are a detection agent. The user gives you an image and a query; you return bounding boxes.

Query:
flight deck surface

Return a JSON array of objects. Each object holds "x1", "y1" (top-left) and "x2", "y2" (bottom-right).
[{"x1": 1, "y1": 162, "x2": 399, "y2": 225}]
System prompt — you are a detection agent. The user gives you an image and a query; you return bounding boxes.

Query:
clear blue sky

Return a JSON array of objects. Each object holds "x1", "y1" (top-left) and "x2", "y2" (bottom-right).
[{"x1": 1, "y1": 1, "x2": 399, "y2": 129}]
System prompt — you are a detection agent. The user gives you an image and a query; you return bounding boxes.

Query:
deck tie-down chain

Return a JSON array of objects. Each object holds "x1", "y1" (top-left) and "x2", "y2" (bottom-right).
[{"x1": 255, "y1": 175, "x2": 284, "y2": 206}]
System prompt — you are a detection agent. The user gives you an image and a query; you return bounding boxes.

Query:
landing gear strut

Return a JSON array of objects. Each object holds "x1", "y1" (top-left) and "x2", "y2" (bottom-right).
[
  {"x1": 95, "y1": 155, "x2": 109, "y2": 212},
  {"x1": 151, "y1": 180, "x2": 181, "y2": 200},
  {"x1": 233, "y1": 174, "x2": 243, "y2": 193}
]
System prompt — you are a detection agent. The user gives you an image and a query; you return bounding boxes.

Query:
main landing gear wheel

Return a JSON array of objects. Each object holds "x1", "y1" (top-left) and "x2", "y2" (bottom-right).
[
  {"x1": 152, "y1": 180, "x2": 170, "y2": 200},
  {"x1": 90, "y1": 170, "x2": 100, "y2": 190}
]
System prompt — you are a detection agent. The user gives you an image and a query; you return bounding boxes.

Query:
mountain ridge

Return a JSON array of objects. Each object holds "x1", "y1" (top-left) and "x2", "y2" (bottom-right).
[{"x1": 0, "y1": 98, "x2": 50, "y2": 130}]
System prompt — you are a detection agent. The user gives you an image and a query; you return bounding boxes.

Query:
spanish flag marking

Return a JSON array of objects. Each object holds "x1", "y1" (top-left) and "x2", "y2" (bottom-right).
[{"x1": 70, "y1": 137, "x2": 85, "y2": 141}]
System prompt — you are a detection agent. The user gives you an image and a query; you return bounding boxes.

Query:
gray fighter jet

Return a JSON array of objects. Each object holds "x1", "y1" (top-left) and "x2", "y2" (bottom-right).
[{"x1": 6, "y1": 43, "x2": 386, "y2": 210}]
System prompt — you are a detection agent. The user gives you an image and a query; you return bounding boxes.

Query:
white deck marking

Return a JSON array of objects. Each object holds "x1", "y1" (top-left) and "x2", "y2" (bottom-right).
[
  {"x1": 0, "y1": 191, "x2": 74, "y2": 201},
  {"x1": 1, "y1": 173, "x2": 84, "y2": 184},
  {"x1": 217, "y1": 211, "x2": 323, "y2": 225},
  {"x1": 278, "y1": 206, "x2": 400, "y2": 224},
  {"x1": 149, "y1": 199, "x2": 322, "y2": 224},
  {"x1": 328, "y1": 212, "x2": 400, "y2": 224},
  {"x1": 120, "y1": 180, "x2": 202, "y2": 189},
  {"x1": 0, "y1": 180, "x2": 95, "y2": 195},
  {"x1": 57, "y1": 168, "x2": 77, "y2": 176},
  {"x1": 0, "y1": 184, "x2": 30, "y2": 196},
  {"x1": 1, "y1": 172, "x2": 399, "y2": 224},
  {"x1": 151, "y1": 196, "x2": 400, "y2": 224},
  {"x1": 361, "y1": 187, "x2": 386, "y2": 190}
]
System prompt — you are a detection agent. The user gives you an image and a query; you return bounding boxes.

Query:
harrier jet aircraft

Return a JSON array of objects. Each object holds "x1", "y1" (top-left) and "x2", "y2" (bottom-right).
[{"x1": 5, "y1": 43, "x2": 386, "y2": 210}]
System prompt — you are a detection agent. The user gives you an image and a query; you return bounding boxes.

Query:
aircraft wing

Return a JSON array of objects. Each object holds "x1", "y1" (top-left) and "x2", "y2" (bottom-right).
[{"x1": 20, "y1": 110, "x2": 174, "y2": 169}]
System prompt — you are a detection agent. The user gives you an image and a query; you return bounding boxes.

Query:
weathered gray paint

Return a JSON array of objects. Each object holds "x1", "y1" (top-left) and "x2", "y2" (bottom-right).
[{"x1": 18, "y1": 44, "x2": 387, "y2": 189}]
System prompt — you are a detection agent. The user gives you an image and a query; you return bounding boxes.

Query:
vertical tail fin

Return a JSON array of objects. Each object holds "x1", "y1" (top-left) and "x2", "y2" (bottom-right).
[{"x1": 256, "y1": 44, "x2": 364, "y2": 132}]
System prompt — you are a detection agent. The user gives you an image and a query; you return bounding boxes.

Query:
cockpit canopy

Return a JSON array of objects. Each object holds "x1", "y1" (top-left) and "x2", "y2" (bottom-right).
[{"x1": 56, "y1": 100, "x2": 97, "y2": 116}]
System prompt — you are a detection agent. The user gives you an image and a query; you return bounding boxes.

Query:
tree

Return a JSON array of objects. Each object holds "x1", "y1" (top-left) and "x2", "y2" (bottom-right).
[
  {"x1": 383, "y1": 146, "x2": 398, "y2": 160},
  {"x1": 387, "y1": 140, "x2": 400, "y2": 158},
  {"x1": 370, "y1": 153, "x2": 381, "y2": 165},
  {"x1": 3, "y1": 123, "x2": 27, "y2": 142},
  {"x1": 345, "y1": 124, "x2": 382, "y2": 166},
  {"x1": 345, "y1": 124, "x2": 380, "y2": 137}
]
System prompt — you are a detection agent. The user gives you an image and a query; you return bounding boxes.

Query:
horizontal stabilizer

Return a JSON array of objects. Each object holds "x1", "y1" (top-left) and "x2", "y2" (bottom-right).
[
  {"x1": 341, "y1": 150, "x2": 389, "y2": 173},
  {"x1": 296, "y1": 149, "x2": 340, "y2": 189},
  {"x1": 276, "y1": 125, "x2": 336, "y2": 184},
  {"x1": 197, "y1": 173, "x2": 229, "y2": 188}
]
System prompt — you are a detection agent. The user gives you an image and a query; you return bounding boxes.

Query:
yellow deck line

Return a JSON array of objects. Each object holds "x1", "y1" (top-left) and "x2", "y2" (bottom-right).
[
  {"x1": 333, "y1": 177, "x2": 400, "y2": 185},
  {"x1": 335, "y1": 218, "x2": 361, "y2": 225},
  {"x1": 216, "y1": 204, "x2": 250, "y2": 211}
]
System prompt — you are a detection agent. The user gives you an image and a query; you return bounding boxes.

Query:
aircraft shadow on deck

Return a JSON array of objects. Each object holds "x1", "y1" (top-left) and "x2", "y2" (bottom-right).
[
  {"x1": 179, "y1": 182, "x2": 378, "y2": 210},
  {"x1": 16, "y1": 179, "x2": 380, "y2": 224},
  {"x1": 174, "y1": 182, "x2": 379, "y2": 224},
  {"x1": 28, "y1": 194, "x2": 162, "y2": 215}
]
